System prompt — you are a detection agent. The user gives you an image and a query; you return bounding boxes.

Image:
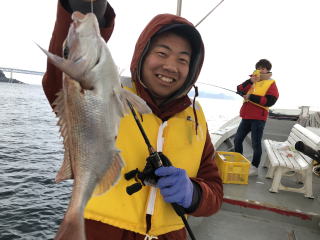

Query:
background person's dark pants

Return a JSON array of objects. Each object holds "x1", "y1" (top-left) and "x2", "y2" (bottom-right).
[{"x1": 234, "y1": 119, "x2": 266, "y2": 168}]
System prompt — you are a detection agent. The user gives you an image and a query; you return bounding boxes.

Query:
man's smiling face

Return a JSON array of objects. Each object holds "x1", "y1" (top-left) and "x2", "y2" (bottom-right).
[{"x1": 141, "y1": 32, "x2": 191, "y2": 104}]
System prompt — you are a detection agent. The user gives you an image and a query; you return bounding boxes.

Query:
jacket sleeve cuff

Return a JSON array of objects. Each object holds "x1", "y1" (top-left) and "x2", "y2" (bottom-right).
[
  {"x1": 237, "y1": 79, "x2": 252, "y2": 95},
  {"x1": 184, "y1": 181, "x2": 202, "y2": 213}
]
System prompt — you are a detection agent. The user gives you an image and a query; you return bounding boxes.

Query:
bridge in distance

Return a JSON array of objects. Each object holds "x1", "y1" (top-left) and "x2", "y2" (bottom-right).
[{"x1": 0, "y1": 67, "x2": 45, "y2": 77}]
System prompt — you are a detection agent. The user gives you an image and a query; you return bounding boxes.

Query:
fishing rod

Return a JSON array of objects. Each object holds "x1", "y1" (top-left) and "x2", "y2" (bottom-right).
[
  {"x1": 125, "y1": 100, "x2": 197, "y2": 240},
  {"x1": 197, "y1": 82, "x2": 242, "y2": 96},
  {"x1": 195, "y1": 0, "x2": 225, "y2": 27},
  {"x1": 176, "y1": 0, "x2": 225, "y2": 26}
]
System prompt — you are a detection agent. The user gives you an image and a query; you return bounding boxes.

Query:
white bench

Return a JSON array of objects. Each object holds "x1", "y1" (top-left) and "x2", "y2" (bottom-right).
[{"x1": 264, "y1": 124, "x2": 320, "y2": 198}]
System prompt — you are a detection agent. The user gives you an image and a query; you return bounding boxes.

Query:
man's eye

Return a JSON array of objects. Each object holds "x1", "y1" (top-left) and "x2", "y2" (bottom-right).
[
  {"x1": 63, "y1": 46, "x2": 69, "y2": 59},
  {"x1": 157, "y1": 51, "x2": 166, "y2": 57},
  {"x1": 179, "y1": 58, "x2": 189, "y2": 64}
]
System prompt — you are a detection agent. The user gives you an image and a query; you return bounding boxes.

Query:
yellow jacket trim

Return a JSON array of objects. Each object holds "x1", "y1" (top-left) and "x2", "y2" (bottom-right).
[
  {"x1": 84, "y1": 86, "x2": 208, "y2": 236},
  {"x1": 246, "y1": 79, "x2": 275, "y2": 111}
]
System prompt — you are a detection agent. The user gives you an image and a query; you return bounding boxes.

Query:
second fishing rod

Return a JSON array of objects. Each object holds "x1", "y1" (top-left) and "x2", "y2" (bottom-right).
[{"x1": 197, "y1": 82, "x2": 243, "y2": 96}]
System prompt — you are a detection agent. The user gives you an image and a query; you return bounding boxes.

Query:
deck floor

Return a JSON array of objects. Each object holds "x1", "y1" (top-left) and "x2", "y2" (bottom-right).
[
  {"x1": 188, "y1": 168, "x2": 320, "y2": 240},
  {"x1": 223, "y1": 167, "x2": 320, "y2": 216},
  {"x1": 216, "y1": 117, "x2": 320, "y2": 217},
  {"x1": 190, "y1": 208, "x2": 320, "y2": 240},
  {"x1": 191, "y1": 116, "x2": 320, "y2": 239}
]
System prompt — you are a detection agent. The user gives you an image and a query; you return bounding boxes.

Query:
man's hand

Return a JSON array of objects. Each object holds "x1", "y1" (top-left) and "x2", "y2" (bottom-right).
[
  {"x1": 250, "y1": 69, "x2": 261, "y2": 83},
  {"x1": 155, "y1": 166, "x2": 194, "y2": 208},
  {"x1": 250, "y1": 74, "x2": 260, "y2": 83}
]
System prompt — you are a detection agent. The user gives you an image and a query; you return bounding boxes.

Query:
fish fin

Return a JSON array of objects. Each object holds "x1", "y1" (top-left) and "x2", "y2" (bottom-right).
[
  {"x1": 35, "y1": 42, "x2": 86, "y2": 79},
  {"x1": 55, "y1": 149, "x2": 73, "y2": 183},
  {"x1": 92, "y1": 151, "x2": 125, "y2": 196},
  {"x1": 53, "y1": 89, "x2": 65, "y2": 121},
  {"x1": 119, "y1": 88, "x2": 152, "y2": 114},
  {"x1": 53, "y1": 89, "x2": 73, "y2": 182},
  {"x1": 112, "y1": 88, "x2": 130, "y2": 117}
]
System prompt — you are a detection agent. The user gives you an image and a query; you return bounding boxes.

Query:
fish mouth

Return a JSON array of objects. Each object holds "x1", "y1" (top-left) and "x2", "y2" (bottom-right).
[
  {"x1": 156, "y1": 74, "x2": 176, "y2": 84},
  {"x1": 72, "y1": 11, "x2": 87, "y2": 22},
  {"x1": 71, "y1": 12, "x2": 87, "y2": 30},
  {"x1": 71, "y1": 12, "x2": 98, "y2": 35}
]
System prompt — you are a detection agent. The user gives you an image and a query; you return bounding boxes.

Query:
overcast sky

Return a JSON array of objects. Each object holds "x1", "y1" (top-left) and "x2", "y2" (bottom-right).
[{"x1": 1, "y1": 0, "x2": 319, "y2": 109}]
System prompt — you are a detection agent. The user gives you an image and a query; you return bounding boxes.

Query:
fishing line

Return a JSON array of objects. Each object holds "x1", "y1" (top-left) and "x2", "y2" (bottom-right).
[{"x1": 90, "y1": 0, "x2": 93, "y2": 13}]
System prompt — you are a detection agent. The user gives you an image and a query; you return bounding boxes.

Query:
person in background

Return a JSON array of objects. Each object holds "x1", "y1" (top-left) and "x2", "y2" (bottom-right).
[
  {"x1": 234, "y1": 59, "x2": 279, "y2": 176},
  {"x1": 42, "y1": 0, "x2": 223, "y2": 239}
]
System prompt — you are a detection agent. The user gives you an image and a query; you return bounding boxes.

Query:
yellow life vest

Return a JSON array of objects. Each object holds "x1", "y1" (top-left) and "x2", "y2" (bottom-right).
[
  {"x1": 84, "y1": 84, "x2": 208, "y2": 236},
  {"x1": 246, "y1": 79, "x2": 275, "y2": 110}
]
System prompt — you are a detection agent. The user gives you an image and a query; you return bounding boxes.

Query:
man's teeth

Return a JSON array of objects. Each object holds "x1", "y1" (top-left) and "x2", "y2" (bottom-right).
[{"x1": 158, "y1": 74, "x2": 174, "y2": 83}]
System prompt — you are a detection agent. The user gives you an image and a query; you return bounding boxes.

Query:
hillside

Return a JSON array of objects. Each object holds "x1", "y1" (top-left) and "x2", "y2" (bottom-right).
[{"x1": 0, "y1": 70, "x2": 24, "y2": 84}]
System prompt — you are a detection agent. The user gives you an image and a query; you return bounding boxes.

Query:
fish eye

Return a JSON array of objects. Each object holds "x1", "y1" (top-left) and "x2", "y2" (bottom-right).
[{"x1": 63, "y1": 46, "x2": 69, "y2": 59}]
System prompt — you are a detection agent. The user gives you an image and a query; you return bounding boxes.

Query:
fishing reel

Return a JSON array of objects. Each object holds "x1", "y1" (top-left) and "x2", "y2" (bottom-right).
[
  {"x1": 124, "y1": 100, "x2": 197, "y2": 240},
  {"x1": 124, "y1": 152, "x2": 171, "y2": 195}
]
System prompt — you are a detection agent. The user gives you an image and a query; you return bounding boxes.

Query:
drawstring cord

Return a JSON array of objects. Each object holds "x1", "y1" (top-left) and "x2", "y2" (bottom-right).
[
  {"x1": 144, "y1": 234, "x2": 158, "y2": 240},
  {"x1": 192, "y1": 85, "x2": 199, "y2": 135}
]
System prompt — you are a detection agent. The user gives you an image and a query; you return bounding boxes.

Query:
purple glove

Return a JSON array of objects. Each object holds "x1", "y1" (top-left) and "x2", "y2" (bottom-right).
[{"x1": 155, "y1": 166, "x2": 194, "y2": 208}]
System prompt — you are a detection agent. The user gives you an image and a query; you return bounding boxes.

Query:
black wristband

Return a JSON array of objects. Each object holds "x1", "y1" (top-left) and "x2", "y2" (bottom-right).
[{"x1": 184, "y1": 181, "x2": 202, "y2": 213}]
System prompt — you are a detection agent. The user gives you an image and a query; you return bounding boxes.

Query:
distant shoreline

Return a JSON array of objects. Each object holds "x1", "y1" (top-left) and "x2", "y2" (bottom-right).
[{"x1": 0, "y1": 70, "x2": 24, "y2": 84}]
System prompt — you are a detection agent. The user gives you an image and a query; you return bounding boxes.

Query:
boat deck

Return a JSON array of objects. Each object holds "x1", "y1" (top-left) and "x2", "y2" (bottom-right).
[
  {"x1": 190, "y1": 207, "x2": 320, "y2": 240},
  {"x1": 223, "y1": 167, "x2": 320, "y2": 225},
  {"x1": 188, "y1": 116, "x2": 320, "y2": 239},
  {"x1": 189, "y1": 170, "x2": 320, "y2": 240}
]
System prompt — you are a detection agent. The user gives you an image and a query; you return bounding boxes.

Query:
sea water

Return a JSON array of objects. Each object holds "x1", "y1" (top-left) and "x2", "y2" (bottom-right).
[
  {"x1": 0, "y1": 82, "x2": 240, "y2": 239},
  {"x1": 0, "y1": 83, "x2": 69, "y2": 239}
]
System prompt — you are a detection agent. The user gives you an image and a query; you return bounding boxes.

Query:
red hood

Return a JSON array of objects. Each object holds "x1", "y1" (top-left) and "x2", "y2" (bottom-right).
[{"x1": 130, "y1": 14, "x2": 205, "y2": 120}]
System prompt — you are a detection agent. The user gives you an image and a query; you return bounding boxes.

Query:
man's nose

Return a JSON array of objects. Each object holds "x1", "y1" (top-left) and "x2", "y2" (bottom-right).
[{"x1": 162, "y1": 57, "x2": 178, "y2": 73}]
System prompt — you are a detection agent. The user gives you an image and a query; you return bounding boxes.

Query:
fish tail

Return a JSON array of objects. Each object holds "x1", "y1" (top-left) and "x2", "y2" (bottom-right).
[
  {"x1": 54, "y1": 212, "x2": 86, "y2": 240},
  {"x1": 93, "y1": 151, "x2": 125, "y2": 196}
]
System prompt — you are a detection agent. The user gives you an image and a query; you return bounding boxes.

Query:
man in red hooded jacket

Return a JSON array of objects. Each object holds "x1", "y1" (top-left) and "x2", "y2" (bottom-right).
[{"x1": 42, "y1": 1, "x2": 223, "y2": 239}]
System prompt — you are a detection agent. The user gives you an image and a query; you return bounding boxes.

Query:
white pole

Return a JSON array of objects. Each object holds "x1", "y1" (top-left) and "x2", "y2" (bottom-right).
[{"x1": 176, "y1": 0, "x2": 182, "y2": 16}]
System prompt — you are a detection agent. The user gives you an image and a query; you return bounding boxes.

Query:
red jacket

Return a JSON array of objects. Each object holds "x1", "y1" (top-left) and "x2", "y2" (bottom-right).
[
  {"x1": 42, "y1": 1, "x2": 223, "y2": 239},
  {"x1": 237, "y1": 79, "x2": 279, "y2": 121}
]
